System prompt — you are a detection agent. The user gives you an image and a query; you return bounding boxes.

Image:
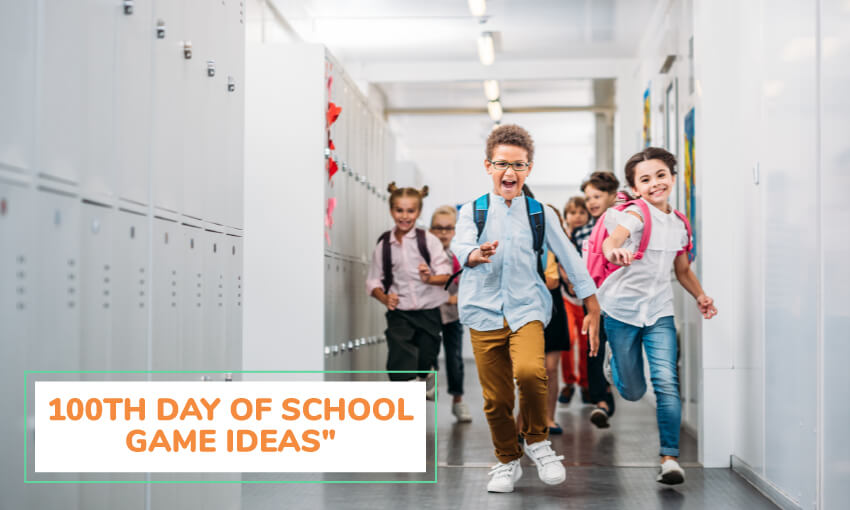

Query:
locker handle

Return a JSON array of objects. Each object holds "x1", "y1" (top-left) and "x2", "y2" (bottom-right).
[
  {"x1": 207, "y1": 60, "x2": 216, "y2": 77},
  {"x1": 123, "y1": 0, "x2": 134, "y2": 15},
  {"x1": 227, "y1": 76, "x2": 236, "y2": 92},
  {"x1": 183, "y1": 41, "x2": 192, "y2": 59},
  {"x1": 157, "y1": 20, "x2": 166, "y2": 39}
]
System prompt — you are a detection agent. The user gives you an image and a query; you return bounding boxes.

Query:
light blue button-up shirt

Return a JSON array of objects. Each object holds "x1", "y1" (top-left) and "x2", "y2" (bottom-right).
[{"x1": 451, "y1": 193, "x2": 597, "y2": 332}]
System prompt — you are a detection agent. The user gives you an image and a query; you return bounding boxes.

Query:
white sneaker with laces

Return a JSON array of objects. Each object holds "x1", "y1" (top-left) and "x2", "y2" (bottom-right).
[
  {"x1": 487, "y1": 459, "x2": 522, "y2": 493},
  {"x1": 603, "y1": 346, "x2": 614, "y2": 385},
  {"x1": 657, "y1": 459, "x2": 685, "y2": 485},
  {"x1": 523, "y1": 439, "x2": 566, "y2": 485},
  {"x1": 452, "y1": 401, "x2": 473, "y2": 422}
]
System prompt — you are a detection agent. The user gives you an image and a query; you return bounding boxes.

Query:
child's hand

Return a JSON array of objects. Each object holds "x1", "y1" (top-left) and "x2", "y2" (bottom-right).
[
  {"x1": 608, "y1": 247, "x2": 634, "y2": 266},
  {"x1": 385, "y1": 293, "x2": 399, "y2": 311},
  {"x1": 468, "y1": 241, "x2": 498, "y2": 266},
  {"x1": 418, "y1": 263, "x2": 432, "y2": 283},
  {"x1": 697, "y1": 294, "x2": 717, "y2": 319},
  {"x1": 448, "y1": 295, "x2": 458, "y2": 305},
  {"x1": 582, "y1": 295, "x2": 601, "y2": 356}
]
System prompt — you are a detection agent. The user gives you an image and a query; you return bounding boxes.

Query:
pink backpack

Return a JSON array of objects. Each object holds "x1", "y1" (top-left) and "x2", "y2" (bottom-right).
[{"x1": 583, "y1": 195, "x2": 693, "y2": 287}]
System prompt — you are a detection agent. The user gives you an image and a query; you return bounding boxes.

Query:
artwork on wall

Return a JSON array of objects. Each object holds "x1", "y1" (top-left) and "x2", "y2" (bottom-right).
[
  {"x1": 643, "y1": 84, "x2": 651, "y2": 147},
  {"x1": 684, "y1": 107, "x2": 696, "y2": 262}
]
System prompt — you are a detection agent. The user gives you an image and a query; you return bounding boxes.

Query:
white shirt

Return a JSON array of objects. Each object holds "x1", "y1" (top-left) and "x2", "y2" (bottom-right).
[{"x1": 597, "y1": 199, "x2": 689, "y2": 327}]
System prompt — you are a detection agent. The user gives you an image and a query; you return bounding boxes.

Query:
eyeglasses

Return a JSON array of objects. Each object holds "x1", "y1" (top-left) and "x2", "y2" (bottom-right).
[
  {"x1": 431, "y1": 226, "x2": 455, "y2": 232},
  {"x1": 488, "y1": 160, "x2": 531, "y2": 171}
]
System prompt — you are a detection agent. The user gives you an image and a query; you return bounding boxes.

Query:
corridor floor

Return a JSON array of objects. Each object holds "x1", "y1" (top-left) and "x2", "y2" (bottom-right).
[{"x1": 243, "y1": 360, "x2": 778, "y2": 509}]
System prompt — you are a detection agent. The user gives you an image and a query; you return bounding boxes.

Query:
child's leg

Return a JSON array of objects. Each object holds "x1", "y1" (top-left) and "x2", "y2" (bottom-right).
[
  {"x1": 384, "y1": 311, "x2": 420, "y2": 381},
  {"x1": 575, "y1": 306, "x2": 589, "y2": 388},
  {"x1": 411, "y1": 309, "x2": 443, "y2": 379},
  {"x1": 602, "y1": 315, "x2": 647, "y2": 401},
  {"x1": 441, "y1": 320, "x2": 465, "y2": 398},
  {"x1": 561, "y1": 299, "x2": 578, "y2": 385},
  {"x1": 507, "y1": 321, "x2": 548, "y2": 445},
  {"x1": 641, "y1": 316, "x2": 681, "y2": 458},
  {"x1": 470, "y1": 323, "x2": 522, "y2": 463},
  {"x1": 545, "y1": 351, "x2": 561, "y2": 425}
]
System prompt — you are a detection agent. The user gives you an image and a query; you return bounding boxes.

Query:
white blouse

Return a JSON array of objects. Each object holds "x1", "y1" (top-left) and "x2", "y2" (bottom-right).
[{"x1": 597, "y1": 199, "x2": 689, "y2": 328}]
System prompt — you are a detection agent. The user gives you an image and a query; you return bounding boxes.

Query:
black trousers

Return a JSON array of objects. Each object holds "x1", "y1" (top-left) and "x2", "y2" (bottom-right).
[
  {"x1": 586, "y1": 313, "x2": 616, "y2": 415},
  {"x1": 385, "y1": 308, "x2": 442, "y2": 381}
]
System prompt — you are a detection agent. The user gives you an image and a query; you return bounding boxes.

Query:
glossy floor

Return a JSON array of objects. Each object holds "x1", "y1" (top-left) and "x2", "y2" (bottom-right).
[{"x1": 243, "y1": 360, "x2": 777, "y2": 509}]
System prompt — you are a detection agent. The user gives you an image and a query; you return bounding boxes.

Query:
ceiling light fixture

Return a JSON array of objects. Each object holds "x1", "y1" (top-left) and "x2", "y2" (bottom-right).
[
  {"x1": 483, "y1": 80, "x2": 500, "y2": 101},
  {"x1": 487, "y1": 100, "x2": 503, "y2": 122},
  {"x1": 468, "y1": 0, "x2": 487, "y2": 17},
  {"x1": 478, "y1": 32, "x2": 495, "y2": 66}
]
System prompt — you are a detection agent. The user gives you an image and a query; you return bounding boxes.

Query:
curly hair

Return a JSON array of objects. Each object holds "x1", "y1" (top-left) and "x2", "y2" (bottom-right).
[
  {"x1": 623, "y1": 147, "x2": 678, "y2": 187},
  {"x1": 486, "y1": 124, "x2": 535, "y2": 162},
  {"x1": 387, "y1": 182, "x2": 429, "y2": 211}
]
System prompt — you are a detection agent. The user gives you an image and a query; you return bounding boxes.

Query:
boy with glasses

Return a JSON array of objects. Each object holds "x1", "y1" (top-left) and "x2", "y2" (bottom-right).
[{"x1": 451, "y1": 124, "x2": 601, "y2": 493}]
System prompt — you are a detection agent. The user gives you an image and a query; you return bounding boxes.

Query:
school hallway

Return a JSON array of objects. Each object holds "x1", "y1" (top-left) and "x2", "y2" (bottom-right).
[{"x1": 242, "y1": 360, "x2": 778, "y2": 509}]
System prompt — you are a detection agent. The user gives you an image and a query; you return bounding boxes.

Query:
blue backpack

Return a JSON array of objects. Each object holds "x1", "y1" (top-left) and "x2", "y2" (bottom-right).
[{"x1": 445, "y1": 193, "x2": 547, "y2": 289}]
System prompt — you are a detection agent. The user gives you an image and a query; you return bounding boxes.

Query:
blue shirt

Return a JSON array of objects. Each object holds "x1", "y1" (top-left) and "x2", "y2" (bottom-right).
[{"x1": 451, "y1": 193, "x2": 597, "y2": 332}]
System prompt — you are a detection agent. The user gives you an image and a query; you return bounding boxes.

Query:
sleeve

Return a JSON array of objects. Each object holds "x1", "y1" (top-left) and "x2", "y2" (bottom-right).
[
  {"x1": 543, "y1": 207, "x2": 597, "y2": 299},
  {"x1": 365, "y1": 241, "x2": 385, "y2": 296},
  {"x1": 450, "y1": 203, "x2": 480, "y2": 268},
  {"x1": 426, "y1": 232, "x2": 452, "y2": 275},
  {"x1": 603, "y1": 206, "x2": 644, "y2": 237},
  {"x1": 543, "y1": 250, "x2": 559, "y2": 280}
]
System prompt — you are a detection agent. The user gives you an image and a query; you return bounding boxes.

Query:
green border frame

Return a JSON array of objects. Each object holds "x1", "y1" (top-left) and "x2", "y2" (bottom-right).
[{"x1": 24, "y1": 370, "x2": 438, "y2": 484}]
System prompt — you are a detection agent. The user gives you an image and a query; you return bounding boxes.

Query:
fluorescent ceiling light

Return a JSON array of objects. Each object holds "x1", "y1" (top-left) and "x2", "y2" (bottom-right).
[
  {"x1": 478, "y1": 32, "x2": 495, "y2": 66},
  {"x1": 487, "y1": 100, "x2": 503, "y2": 122},
  {"x1": 483, "y1": 80, "x2": 500, "y2": 101},
  {"x1": 468, "y1": 0, "x2": 487, "y2": 17}
]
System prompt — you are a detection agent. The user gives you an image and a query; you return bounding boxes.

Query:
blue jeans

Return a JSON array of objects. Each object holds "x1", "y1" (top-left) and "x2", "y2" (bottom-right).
[
  {"x1": 441, "y1": 320, "x2": 465, "y2": 396},
  {"x1": 604, "y1": 315, "x2": 681, "y2": 457}
]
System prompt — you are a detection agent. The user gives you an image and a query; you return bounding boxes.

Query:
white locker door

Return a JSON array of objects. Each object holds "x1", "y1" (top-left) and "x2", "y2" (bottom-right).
[
  {"x1": 80, "y1": 0, "x2": 118, "y2": 199},
  {"x1": 28, "y1": 189, "x2": 80, "y2": 506},
  {"x1": 37, "y1": 1, "x2": 89, "y2": 184},
  {"x1": 79, "y1": 203, "x2": 112, "y2": 375},
  {"x1": 223, "y1": 0, "x2": 244, "y2": 229},
  {"x1": 180, "y1": 224, "x2": 205, "y2": 373},
  {"x1": 202, "y1": 230, "x2": 226, "y2": 377},
  {"x1": 111, "y1": 210, "x2": 149, "y2": 373},
  {"x1": 0, "y1": 181, "x2": 33, "y2": 510},
  {"x1": 225, "y1": 235, "x2": 243, "y2": 377},
  {"x1": 115, "y1": 0, "x2": 153, "y2": 205},
  {"x1": 152, "y1": 218, "x2": 182, "y2": 374},
  {"x1": 0, "y1": 2, "x2": 36, "y2": 175},
  {"x1": 150, "y1": 0, "x2": 187, "y2": 213}
]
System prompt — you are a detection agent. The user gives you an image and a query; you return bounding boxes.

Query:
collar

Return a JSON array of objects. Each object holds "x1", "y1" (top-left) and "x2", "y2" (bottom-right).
[{"x1": 390, "y1": 225, "x2": 417, "y2": 245}]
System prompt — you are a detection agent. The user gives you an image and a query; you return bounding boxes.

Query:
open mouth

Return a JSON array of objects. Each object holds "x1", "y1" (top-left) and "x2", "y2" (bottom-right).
[
  {"x1": 650, "y1": 187, "x2": 667, "y2": 198},
  {"x1": 501, "y1": 179, "x2": 517, "y2": 192}
]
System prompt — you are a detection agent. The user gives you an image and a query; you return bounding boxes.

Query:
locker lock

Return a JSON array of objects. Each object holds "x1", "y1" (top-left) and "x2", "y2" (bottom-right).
[
  {"x1": 207, "y1": 60, "x2": 216, "y2": 77},
  {"x1": 224, "y1": 373, "x2": 233, "y2": 382},
  {"x1": 331, "y1": 345, "x2": 339, "y2": 355},
  {"x1": 339, "y1": 342, "x2": 346, "y2": 353},
  {"x1": 123, "y1": 0, "x2": 134, "y2": 15},
  {"x1": 156, "y1": 20, "x2": 166, "y2": 39},
  {"x1": 347, "y1": 340, "x2": 354, "y2": 351},
  {"x1": 183, "y1": 41, "x2": 192, "y2": 59},
  {"x1": 347, "y1": 165, "x2": 353, "y2": 177},
  {"x1": 227, "y1": 76, "x2": 236, "y2": 92},
  {"x1": 354, "y1": 339, "x2": 360, "y2": 348},
  {"x1": 341, "y1": 162, "x2": 348, "y2": 174},
  {"x1": 324, "y1": 346, "x2": 331, "y2": 357},
  {"x1": 324, "y1": 148, "x2": 331, "y2": 159}
]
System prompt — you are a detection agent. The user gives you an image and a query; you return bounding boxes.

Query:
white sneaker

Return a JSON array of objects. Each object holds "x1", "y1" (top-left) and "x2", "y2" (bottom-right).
[
  {"x1": 523, "y1": 439, "x2": 566, "y2": 485},
  {"x1": 452, "y1": 401, "x2": 473, "y2": 422},
  {"x1": 657, "y1": 459, "x2": 685, "y2": 485},
  {"x1": 487, "y1": 459, "x2": 522, "y2": 493},
  {"x1": 603, "y1": 346, "x2": 614, "y2": 385}
]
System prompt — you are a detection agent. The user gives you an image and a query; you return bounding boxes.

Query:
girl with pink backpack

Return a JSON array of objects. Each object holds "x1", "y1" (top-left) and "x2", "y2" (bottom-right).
[{"x1": 591, "y1": 147, "x2": 717, "y2": 486}]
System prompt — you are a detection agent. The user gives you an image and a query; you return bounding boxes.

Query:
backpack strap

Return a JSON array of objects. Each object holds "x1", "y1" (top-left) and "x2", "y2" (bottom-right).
[
  {"x1": 524, "y1": 195, "x2": 547, "y2": 283},
  {"x1": 377, "y1": 231, "x2": 393, "y2": 293},
  {"x1": 672, "y1": 210, "x2": 694, "y2": 260},
  {"x1": 618, "y1": 199, "x2": 653, "y2": 260},
  {"x1": 414, "y1": 228, "x2": 431, "y2": 266},
  {"x1": 474, "y1": 193, "x2": 489, "y2": 239}
]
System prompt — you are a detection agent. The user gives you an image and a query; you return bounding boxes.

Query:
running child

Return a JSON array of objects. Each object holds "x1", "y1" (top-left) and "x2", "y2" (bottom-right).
[
  {"x1": 451, "y1": 124, "x2": 601, "y2": 493},
  {"x1": 366, "y1": 183, "x2": 452, "y2": 398},
  {"x1": 598, "y1": 147, "x2": 717, "y2": 485}
]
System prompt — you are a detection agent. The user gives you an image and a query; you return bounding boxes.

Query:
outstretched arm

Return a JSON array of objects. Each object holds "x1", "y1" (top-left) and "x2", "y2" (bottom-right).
[{"x1": 673, "y1": 253, "x2": 717, "y2": 319}]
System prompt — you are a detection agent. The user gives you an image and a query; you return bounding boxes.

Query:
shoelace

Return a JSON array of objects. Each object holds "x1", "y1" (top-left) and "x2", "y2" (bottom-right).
[
  {"x1": 488, "y1": 461, "x2": 517, "y2": 479},
  {"x1": 527, "y1": 440, "x2": 565, "y2": 466}
]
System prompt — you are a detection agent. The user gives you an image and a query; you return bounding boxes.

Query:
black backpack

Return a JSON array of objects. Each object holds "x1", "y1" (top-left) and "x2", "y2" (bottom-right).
[{"x1": 376, "y1": 228, "x2": 431, "y2": 293}]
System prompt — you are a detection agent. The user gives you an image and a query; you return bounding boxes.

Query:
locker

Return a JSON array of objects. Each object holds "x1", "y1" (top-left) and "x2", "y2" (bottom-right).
[
  {"x1": 28, "y1": 188, "x2": 81, "y2": 506},
  {"x1": 224, "y1": 234, "x2": 243, "y2": 377},
  {"x1": 0, "y1": 2, "x2": 36, "y2": 174},
  {"x1": 115, "y1": 0, "x2": 154, "y2": 204},
  {"x1": 180, "y1": 223, "x2": 205, "y2": 373},
  {"x1": 150, "y1": 0, "x2": 187, "y2": 212},
  {"x1": 0, "y1": 181, "x2": 33, "y2": 510},
  {"x1": 201, "y1": 229, "x2": 226, "y2": 376},
  {"x1": 110, "y1": 209, "x2": 149, "y2": 373},
  {"x1": 200, "y1": 1, "x2": 229, "y2": 225},
  {"x1": 79, "y1": 203, "x2": 113, "y2": 374},
  {"x1": 152, "y1": 216, "x2": 182, "y2": 374},
  {"x1": 37, "y1": 1, "x2": 89, "y2": 184},
  {"x1": 223, "y1": 0, "x2": 245, "y2": 228},
  {"x1": 80, "y1": 0, "x2": 118, "y2": 198}
]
